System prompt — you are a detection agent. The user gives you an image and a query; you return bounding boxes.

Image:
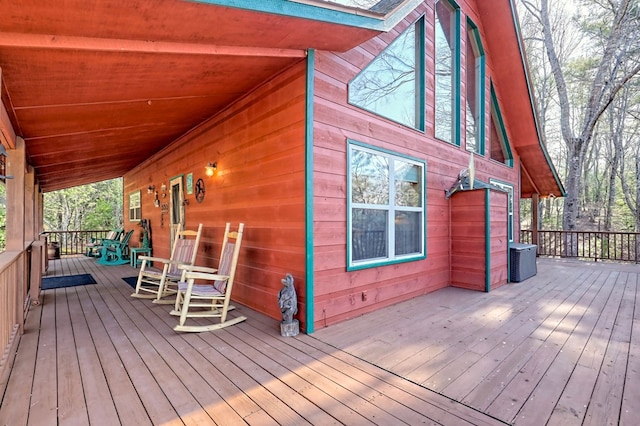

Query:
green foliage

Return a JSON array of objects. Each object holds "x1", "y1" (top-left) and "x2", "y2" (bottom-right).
[{"x1": 43, "y1": 178, "x2": 123, "y2": 232}]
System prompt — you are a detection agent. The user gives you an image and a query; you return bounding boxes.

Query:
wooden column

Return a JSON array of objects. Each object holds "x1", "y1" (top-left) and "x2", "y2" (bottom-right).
[
  {"x1": 532, "y1": 193, "x2": 539, "y2": 253},
  {"x1": 6, "y1": 137, "x2": 26, "y2": 251}
]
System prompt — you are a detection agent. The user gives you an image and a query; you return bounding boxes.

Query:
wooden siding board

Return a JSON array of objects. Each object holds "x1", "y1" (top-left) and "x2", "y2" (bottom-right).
[{"x1": 124, "y1": 63, "x2": 308, "y2": 327}]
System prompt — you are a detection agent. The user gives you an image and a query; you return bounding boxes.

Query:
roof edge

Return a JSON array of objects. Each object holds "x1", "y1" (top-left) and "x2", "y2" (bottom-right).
[{"x1": 188, "y1": 0, "x2": 422, "y2": 31}]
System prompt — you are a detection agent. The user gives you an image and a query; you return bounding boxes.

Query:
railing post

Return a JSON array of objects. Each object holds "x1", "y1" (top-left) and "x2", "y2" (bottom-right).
[{"x1": 532, "y1": 194, "x2": 539, "y2": 254}]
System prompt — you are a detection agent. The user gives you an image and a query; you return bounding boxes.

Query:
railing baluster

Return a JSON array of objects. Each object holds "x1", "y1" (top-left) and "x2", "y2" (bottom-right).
[{"x1": 521, "y1": 229, "x2": 640, "y2": 263}]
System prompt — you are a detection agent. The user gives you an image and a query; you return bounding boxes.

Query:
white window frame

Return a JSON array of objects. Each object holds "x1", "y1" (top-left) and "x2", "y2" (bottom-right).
[{"x1": 347, "y1": 141, "x2": 427, "y2": 270}]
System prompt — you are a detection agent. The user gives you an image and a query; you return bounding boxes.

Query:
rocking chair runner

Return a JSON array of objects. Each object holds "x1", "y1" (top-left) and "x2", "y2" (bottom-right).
[
  {"x1": 131, "y1": 223, "x2": 203, "y2": 303},
  {"x1": 96, "y1": 229, "x2": 134, "y2": 265},
  {"x1": 171, "y1": 223, "x2": 245, "y2": 332}
]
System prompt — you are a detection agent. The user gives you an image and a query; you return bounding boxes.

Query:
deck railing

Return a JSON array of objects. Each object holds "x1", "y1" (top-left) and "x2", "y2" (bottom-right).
[
  {"x1": 44, "y1": 230, "x2": 111, "y2": 256},
  {"x1": 0, "y1": 239, "x2": 44, "y2": 390},
  {"x1": 521, "y1": 230, "x2": 640, "y2": 263}
]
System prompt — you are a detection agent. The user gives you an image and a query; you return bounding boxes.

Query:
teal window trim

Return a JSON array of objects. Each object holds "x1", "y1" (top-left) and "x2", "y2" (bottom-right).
[
  {"x1": 347, "y1": 140, "x2": 427, "y2": 271},
  {"x1": 434, "y1": 0, "x2": 461, "y2": 146},
  {"x1": 465, "y1": 17, "x2": 485, "y2": 156},
  {"x1": 305, "y1": 49, "x2": 316, "y2": 334},
  {"x1": 489, "y1": 178, "x2": 515, "y2": 243},
  {"x1": 490, "y1": 83, "x2": 514, "y2": 167},
  {"x1": 347, "y1": 16, "x2": 426, "y2": 132}
]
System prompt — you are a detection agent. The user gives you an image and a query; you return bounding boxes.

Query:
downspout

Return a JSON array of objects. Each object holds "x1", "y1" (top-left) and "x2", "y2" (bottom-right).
[{"x1": 304, "y1": 49, "x2": 315, "y2": 334}]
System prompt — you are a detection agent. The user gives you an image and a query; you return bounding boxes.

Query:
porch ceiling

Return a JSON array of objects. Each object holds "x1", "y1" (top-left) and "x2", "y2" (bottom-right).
[{"x1": 0, "y1": 0, "x2": 380, "y2": 192}]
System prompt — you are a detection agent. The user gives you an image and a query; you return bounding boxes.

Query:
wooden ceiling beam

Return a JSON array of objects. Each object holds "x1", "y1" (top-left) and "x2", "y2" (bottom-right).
[{"x1": 0, "y1": 32, "x2": 308, "y2": 59}]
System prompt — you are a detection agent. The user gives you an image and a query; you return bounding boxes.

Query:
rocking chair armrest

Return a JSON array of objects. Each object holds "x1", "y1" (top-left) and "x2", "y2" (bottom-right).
[
  {"x1": 183, "y1": 271, "x2": 229, "y2": 282},
  {"x1": 138, "y1": 255, "x2": 170, "y2": 263},
  {"x1": 177, "y1": 264, "x2": 218, "y2": 274}
]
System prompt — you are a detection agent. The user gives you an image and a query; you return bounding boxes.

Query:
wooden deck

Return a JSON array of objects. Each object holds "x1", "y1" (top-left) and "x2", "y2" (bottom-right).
[
  {"x1": 314, "y1": 258, "x2": 640, "y2": 425},
  {"x1": 1, "y1": 255, "x2": 505, "y2": 426}
]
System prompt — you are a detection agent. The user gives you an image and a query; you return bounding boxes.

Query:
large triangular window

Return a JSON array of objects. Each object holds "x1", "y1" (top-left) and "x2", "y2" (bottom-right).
[{"x1": 348, "y1": 18, "x2": 424, "y2": 130}]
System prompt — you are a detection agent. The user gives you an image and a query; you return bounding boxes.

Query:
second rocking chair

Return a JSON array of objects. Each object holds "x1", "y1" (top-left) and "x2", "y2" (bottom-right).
[{"x1": 171, "y1": 223, "x2": 245, "y2": 332}]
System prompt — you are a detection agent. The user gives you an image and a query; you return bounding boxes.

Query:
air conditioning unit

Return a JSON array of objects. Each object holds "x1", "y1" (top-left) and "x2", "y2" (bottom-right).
[{"x1": 510, "y1": 243, "x2": 537, "y2": 282}]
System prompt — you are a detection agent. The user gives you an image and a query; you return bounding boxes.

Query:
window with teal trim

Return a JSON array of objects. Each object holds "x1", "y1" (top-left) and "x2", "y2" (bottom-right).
[
  {"x1": 348, "y1": 142, "x2": 426, "y2": 268},
  {"x1": 489, "y1": 84, "x2": 514, "y2": 166},
  {"x1": 465, "y1": 19, "x2": 485, "y2": 155},
  {"x1": 348, "y1": 18, "x2": 424, "y2": 130},
  {"x1": 434, "y1": 0, "x2": 459, "y2": 144}
]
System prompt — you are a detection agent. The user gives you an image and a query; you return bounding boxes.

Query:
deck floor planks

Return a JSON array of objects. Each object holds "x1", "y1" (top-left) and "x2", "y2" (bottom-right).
[
  {"x1": 509, "y1": 271, "x2": 625, "y2": 424},
  {"x1": 26, "y1": 291, "x2": 58, "y2": 425},
  {"x1": 65, "y1": 287, "x2": 122, "y2": 425},
  {"x1": 582, "y1": 272, "x2": 635, "y2": 426},
  {"x1": 73, "y1": 281, "x2": 153, "y2": 426},
  {"x1": 487, "y1": 267, "x2": 621, "y2": 422},
  {"x1": 441, "y1": 268, "x2": 597, "y2": 402},
  {"x1": 242, "y1": 309, "x2": 505, "y2": 426},
  {"x1": 2, "y1": 256, "x2": 638, "y2": 426},
  {"x1": 82, "y1": 283, "x2": 181, "y2": 424},
  {"x1": 92, "y1": 286, "x2": 218, "y2": 426},
  {"x1": 55, "y1": 287, "x2": 89, "y2": 425},
  {"x1": 619, "y1": 272, "x2": 640, "y2": 426}
]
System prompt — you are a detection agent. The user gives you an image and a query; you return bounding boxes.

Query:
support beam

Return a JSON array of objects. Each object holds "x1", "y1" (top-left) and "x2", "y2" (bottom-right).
[
  {"x1": 0, "y1": 67, "x2": 17, "y2": 149},
  {"x1": 532, "y1": 193, "x2": 539, "y2": 253},
  {"x1": 6, "y1": 138, "x2": 25, "y2": 251},
  {"x1": 0, "y1": 32, "x2": 307, "y2": 58}
]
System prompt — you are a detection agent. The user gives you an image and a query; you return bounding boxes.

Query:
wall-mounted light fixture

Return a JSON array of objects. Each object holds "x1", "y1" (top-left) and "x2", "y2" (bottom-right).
[
  {"x1": 205, "y1": 162, "x2": 217, "y2": 177},
  {"x1": 147, "y1": 185, "x2": 155, "y2": 194}
]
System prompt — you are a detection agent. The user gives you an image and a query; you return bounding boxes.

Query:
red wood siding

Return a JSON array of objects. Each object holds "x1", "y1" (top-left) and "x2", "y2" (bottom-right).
[
  {"x1": 312, "y1": 0, "x2": 521, "y2": 328},
  {"x1": 489, "y1": 191, "x2": 509, "y2": 290},
  {"x1": 124, "y1": 61, "x2": 309, "y2": 328},
  {"x1": 450, "y1": 190, "x2": 487, "y2": 291}
]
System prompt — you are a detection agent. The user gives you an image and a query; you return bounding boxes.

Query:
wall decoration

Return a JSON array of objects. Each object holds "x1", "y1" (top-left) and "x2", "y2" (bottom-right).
[
  {"x1": 195, "y1": 178, "x2": 205, "y2": 203},
  {"x1": 186, "y1": 172, "x2": 193, "y2": 195}
]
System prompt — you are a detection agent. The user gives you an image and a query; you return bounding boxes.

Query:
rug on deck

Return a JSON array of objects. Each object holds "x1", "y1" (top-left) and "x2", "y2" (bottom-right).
[
  {"x1": 42, "y1": 273, "x2": 97, "y2": 290},
  {"x1": 122, "y1": 276, "x2": 139, "y2": 288}
]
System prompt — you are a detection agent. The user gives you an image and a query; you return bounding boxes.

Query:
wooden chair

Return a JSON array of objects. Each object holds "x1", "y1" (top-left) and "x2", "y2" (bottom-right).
[
  {"x1": 170, "y1": 223, "x2": 246, "y2": 332},
  {"x1": 96, "y1": 229, "x2": 134, "y2": 265},
  {"x1": 131, "y1": 223, "x2": 203, "y2": 304},
  {"x1": 85, "y1": 229, "x2": 122, "y2": 257}
]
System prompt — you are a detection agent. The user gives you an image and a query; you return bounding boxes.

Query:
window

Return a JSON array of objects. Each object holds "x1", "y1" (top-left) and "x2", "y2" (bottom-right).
[
  {"x1": 489, "y1": 84, "x2": 513, "y2": 166},
  {"x1": 434, "y1": 0, "x2": 460, "y2": 144},
  {"x1": 348, "y1": 141, "x2": 426, "y2": 269},
  {"x1": 465, "y1": 18, "x2": 485, "y2": 154},
  {"x1": 349, "y1": 18, "x2": 424, "y2": 129},
  {"x1": 129, "y1": 191, "x2": 141, "y2": 222},
  {"x1": 489, "y1": 179, "x2": 514, "y2": 242}
]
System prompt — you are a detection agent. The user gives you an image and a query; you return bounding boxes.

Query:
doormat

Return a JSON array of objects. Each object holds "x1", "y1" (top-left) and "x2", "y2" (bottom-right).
[
  {"x1": 42, "y1": 273, "x2": 97, "y2": 290},
  {"x1": 122, "y1": 276, "x2": 139, "y2": 288}
]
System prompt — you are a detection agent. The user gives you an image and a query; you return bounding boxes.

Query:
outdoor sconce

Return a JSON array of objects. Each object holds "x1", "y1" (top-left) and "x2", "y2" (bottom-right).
[
  {"x1": 205, "y1": 162, "x2": 217, "y2": 177},
  {"x1": 161, "y1": 183, "x2": 167, "y2": 198},
  {"x1": 147, "y1": 185, "x2": 155, "y2": 194},
  {"x1": 0, "y1": 144, "x2": 13, "y2": 179}
]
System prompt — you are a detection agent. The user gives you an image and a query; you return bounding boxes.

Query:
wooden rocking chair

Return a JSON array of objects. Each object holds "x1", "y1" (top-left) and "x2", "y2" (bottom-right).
[
  {"x1": 131, "y1": 223, "x2": 203, "y2": 303},
  {"x1": 170, "y1": 223, "x2": 246, "y2": 332},
  {"x1": 96, "y1": 229, "x2": 134, "y2": 265}
]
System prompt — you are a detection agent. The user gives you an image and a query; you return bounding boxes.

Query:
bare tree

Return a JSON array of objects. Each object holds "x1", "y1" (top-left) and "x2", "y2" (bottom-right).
[{"x1": 521, "y1": 0, "x2": 640, "y2": 253}]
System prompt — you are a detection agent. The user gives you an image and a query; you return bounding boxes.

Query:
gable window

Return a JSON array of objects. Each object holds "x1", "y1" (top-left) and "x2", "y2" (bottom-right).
[
  {"x1": 129, "y1": 191, "x2": 141, "y2": 222},
  {"x1": 490, "y1": 179, "x2": 514, "y2": 242},
  {"x1": 348, "y1": 18, "x2": 424, "y2": 130},
  {"x1": 434, "y1": 0, "x2": 460, "y2": 145},
  {"x1": 348, "y1": 141, "x2": 426, "y2": 269},
  {"x1": 465, "y1": 18, "x2": 485, "y2": 154},
  {"x1": 489, "y1": 84, "x2": 514, "y2": 166}
]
